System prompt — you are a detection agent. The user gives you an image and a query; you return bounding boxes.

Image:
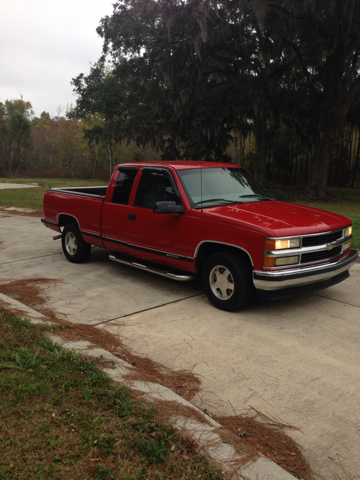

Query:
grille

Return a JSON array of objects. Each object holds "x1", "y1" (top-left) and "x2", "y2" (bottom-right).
[
  {"x1": 302, "y1": 230, "x2": 342, "y2": 247},
  {"x1": 301, "y1": 245, "x2": 342, "y2": 264}
]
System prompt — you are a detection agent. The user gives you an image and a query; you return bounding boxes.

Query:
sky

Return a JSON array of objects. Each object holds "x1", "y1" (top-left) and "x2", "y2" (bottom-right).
[{"x1": 0, "y1": 0, "x2": 115, "y2": 118}]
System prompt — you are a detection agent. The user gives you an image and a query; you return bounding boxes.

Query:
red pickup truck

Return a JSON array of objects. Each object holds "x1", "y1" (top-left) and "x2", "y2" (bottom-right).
[{"x1": 42, "y1": 161, "x2": 358, "y2": 311}]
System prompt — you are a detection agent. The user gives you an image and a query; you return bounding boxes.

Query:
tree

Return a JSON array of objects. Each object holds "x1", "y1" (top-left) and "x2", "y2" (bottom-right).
[
  {"x1": 71, "y1": 0, "x2": 253, "y2": 163},
  {"x1": 256, "y1": 0, "x2": 360, "y2": 195},
  {"x1": 299, "y1": 0, "x2": 360, "y2": 196},
  {"x1": 0, "y1": 99, "x2": 33, "y2": 172},
  {"x1": 71, "y1": 0, "x2": 360, "y2": 193}
]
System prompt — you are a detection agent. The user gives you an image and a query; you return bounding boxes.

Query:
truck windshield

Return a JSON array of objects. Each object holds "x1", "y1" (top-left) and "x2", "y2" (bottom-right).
[{"x1": 177, "y1": 167, "x2": 272, "y2": 208}]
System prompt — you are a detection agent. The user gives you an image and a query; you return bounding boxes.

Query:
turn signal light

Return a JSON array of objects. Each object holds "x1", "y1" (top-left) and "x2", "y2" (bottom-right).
[{"x1": 263, "y1": 257, "x2": 275, "y2": 267}]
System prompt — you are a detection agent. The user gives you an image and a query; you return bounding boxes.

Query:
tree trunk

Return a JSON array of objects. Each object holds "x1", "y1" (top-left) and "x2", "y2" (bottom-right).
[
  {"x1": 94, "y1": 141, "x2": 98, "y2": 174},
  {"x1": 253, "y1": 119, "x2": 269, "y2": 185},
  {"x1": 293, "y1": 151, "x2": 298, "y2": 185},
  {"x1": 337, "y1": 125, "x2": 351, "y2": 187},
  {"x1": 351, "y1": 128, "x2": 360, "y2": 187},
  {"x1": 345, "y1": 124, "x2": 353, "y2": 186},
  {"x1": 8, "y1": 140, "x2": 12, "y2": 171},
  {"x1": 107, "y1": 140, "x2": 113, "y2": 178},
  {"x1": 308, "y1": 107, "x2": 345, "y2": 197}
]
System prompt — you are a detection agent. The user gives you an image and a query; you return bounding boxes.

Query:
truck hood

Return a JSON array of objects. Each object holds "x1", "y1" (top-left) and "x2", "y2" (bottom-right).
[{"x1": 195, "y1": 201, "x2": 351, "y2": 237}]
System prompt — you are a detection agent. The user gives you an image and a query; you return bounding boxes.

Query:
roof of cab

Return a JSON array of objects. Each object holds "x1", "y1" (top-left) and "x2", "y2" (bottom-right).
[{"x1": 115, "y1": 161, "x2": 243, "y2": 170}]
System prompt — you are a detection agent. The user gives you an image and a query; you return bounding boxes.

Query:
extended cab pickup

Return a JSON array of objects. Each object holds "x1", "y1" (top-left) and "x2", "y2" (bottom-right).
[{"x1": 42, "y1": 161, "x2": 358, "y2": 311}]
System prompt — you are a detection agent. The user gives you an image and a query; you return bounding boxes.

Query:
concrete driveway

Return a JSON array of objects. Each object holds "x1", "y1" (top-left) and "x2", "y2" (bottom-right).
[
  {"x1": 0, "y1": 182, "x2": 39, "y2": 189},
  {"x1": 1, "y1": 212, "x2": 359, "y2": 480}
]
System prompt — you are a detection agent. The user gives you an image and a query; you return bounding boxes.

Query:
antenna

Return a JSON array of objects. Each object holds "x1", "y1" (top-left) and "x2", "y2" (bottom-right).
[{"x1": 201, "y1": 158, "x2": 203, "y2": 212}]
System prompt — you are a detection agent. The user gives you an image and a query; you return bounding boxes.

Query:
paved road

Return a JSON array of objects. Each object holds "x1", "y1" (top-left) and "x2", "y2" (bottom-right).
[{"x1": 1, "y1": 213, "x2": 359, "y2": 480}]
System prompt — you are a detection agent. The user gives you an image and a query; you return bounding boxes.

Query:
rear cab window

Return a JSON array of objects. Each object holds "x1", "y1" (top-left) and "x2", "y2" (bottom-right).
[{"x1": 112, "y1": 167, "x2": 139, "y2": 205}]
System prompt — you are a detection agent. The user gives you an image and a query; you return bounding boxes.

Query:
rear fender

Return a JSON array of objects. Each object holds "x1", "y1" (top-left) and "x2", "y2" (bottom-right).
[{"x1": 57, "y1": 213, "x2": 81, "y2": 230}]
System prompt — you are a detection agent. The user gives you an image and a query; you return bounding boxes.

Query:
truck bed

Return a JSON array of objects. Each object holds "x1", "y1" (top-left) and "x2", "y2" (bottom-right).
[{"x1": 50, "y1": 186, "x2": 108, "y2": 198}]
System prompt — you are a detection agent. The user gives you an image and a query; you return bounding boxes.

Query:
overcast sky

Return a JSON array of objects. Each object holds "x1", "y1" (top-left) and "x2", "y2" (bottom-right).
[{"x1": 0, "y1": 0, "x2": 115, "y2": 117}]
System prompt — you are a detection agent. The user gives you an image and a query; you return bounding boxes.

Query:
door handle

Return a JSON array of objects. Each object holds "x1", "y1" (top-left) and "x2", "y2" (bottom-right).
[{"x1": 128, "y1": 214, "x2": 137, "y2": 221}]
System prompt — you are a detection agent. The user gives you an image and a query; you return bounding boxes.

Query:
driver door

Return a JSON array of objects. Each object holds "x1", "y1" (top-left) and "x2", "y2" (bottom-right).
[{"x1": 126, "y1": 167, "x2": 190, "y2": 270}]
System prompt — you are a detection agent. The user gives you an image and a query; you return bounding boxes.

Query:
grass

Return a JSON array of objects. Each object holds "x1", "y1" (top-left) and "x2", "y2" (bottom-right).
[
  {"x1": 0, "y1": 187, "x2": 47, "y2": 210},
  {"x1": 0, "y1": 309, "x2": 225, "y2": 480},
  {"x1": 0, "y1": 178, "x2": 106, "y2": 211}
]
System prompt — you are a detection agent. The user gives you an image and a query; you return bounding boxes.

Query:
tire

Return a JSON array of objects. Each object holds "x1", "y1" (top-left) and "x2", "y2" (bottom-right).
[
  {"x1": 61, "y1": 224, "x2": 91, "y2": 264},
  {"x1": 202, "y1": 252, "x2": 255, "y2": 311}
]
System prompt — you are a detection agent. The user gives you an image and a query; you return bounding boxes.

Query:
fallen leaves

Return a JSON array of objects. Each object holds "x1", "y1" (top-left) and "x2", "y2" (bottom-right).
[{"x1": 12, "y1": 408, "x2": 24, "y2": 416}]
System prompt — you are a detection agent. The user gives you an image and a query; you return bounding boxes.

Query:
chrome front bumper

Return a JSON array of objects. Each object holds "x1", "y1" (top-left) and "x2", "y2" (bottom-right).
[{"x1": 253, "y1": 250, "x2": 358, "y2": 291}]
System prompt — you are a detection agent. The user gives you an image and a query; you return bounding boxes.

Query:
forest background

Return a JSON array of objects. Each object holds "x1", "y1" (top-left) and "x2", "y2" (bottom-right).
[{"x1": 1, "y1": 0, "x2": 360, "y2": 198}]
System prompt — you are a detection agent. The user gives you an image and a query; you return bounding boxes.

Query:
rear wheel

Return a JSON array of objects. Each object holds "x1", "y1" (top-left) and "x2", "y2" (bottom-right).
[
  {"x1": 62, "y1": 224, "x2": 91, "y2": 263},
  {"x1": 202, "y1": 252, "x2": 255, "y2": 311}
]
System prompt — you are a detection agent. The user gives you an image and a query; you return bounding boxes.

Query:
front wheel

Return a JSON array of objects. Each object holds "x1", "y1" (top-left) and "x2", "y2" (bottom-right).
[
  {"x1": 202, "y1": 252, "x2": 255, "y2": 311},
  {"x1": 62, "y1": 224, "x2": 91, "y2": 263}
]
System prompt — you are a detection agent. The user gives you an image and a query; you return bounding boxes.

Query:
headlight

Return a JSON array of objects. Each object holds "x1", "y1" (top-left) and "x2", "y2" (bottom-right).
[
  {"x1": 263, "y1": 255, "x2": 300, "y2": 267},
  {"x1": 275, "y1": 256, "x2": 300, "y2": 266},
  {"x1": 264, "y1": 238, "x2": 301, "y2": 250},
  {"x1": 343, "y1": 226, "x2": 352, "y2": 238}
]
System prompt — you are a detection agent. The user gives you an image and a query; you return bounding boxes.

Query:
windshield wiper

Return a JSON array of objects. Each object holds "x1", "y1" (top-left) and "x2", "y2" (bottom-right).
[
  {"x1": 239, "y1": 194, "x2": 272, "y2": 201},
  {"x1": 195, "y1": 198, "x2": 239, "y2": 206}
]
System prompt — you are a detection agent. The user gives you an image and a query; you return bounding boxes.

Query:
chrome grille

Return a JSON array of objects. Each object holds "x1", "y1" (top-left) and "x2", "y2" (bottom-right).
[
  {"x1": 301, "y1": 246, "x2": 342, "y2": 264},
  {"x1": 302, "y1": 230, "x2": 342, "y2": 247}
]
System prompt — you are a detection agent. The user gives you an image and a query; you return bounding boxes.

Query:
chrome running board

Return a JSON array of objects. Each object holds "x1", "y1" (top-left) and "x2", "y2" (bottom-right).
[{"x1": 109, "y1": 254, "x2": 194, "y2": 282}]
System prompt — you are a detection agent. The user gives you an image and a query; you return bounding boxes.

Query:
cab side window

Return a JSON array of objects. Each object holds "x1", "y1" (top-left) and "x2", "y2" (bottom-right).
[
  {"x1": 135, "y1": 169, "x2": 179, "y2": 209},
  {"x1": 112, "y1": 168, "x2": 138, "y2": 205}
]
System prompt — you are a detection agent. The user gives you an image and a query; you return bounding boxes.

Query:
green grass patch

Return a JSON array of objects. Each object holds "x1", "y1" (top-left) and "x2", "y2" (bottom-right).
[
  {"x1": 0, "y1": 178, "x2": 106, "y2": 211},
  {"x1": 0, "y1": 310, "x2": 225, "y2": 480},
  {"x1": 0, "y1": 187, "x2": 46, "y2": 211}
]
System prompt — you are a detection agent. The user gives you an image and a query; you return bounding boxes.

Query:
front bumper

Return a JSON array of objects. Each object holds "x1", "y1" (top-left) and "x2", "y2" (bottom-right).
[{"x1": 253, "y1": 249, "x2": 358, "y2": 300}]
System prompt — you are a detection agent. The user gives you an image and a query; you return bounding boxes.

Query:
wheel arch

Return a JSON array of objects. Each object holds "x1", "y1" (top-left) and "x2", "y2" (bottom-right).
[
  {"x1": 195, "y1": 241, "x2": 254, "y2": 273},
  {"x1": 57, "y1": 213, "x2": 81, "y2": 230}
]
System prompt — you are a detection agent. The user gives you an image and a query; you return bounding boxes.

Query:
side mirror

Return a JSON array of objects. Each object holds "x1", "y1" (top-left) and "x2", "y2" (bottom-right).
[{"x1": 153, "y1": 201, "x2": 185, "y2": 214}]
